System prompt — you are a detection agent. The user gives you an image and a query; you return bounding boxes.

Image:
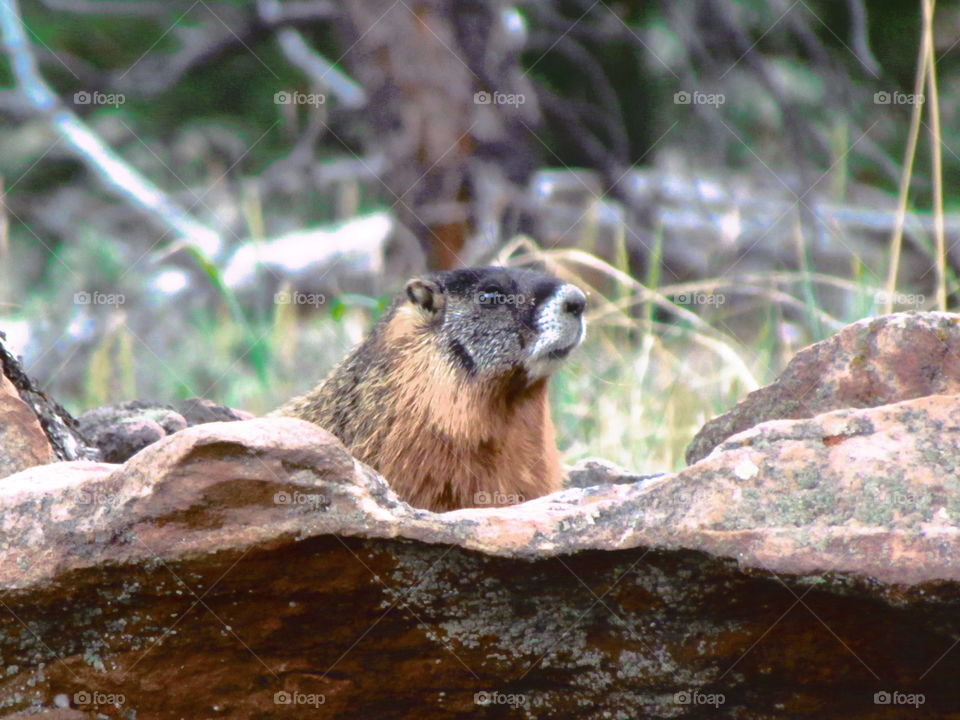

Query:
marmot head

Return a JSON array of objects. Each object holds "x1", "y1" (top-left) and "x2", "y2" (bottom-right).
[{"x1": 402, "y1": 266, "x2": 586, "y2": 383}]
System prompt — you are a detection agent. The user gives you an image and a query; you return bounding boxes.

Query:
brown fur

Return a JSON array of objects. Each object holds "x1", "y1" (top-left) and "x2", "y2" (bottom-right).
[{"x1": 274, "y1": 300, "x2": 563, "y2": 512}]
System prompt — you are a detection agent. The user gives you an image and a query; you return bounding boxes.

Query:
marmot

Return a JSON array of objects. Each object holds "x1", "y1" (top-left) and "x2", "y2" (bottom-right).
[{"x1": 273, "y1": 266, "x2": 586, "y2": 512}]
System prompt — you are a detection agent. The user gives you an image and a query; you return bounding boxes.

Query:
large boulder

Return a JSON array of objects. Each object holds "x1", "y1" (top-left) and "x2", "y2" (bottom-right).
[
  {"x1": 687, "y1": 312, "x2": 960, "y2": 463},
  {"x1": 2, "y1": 384, "x2": 960, "y2": 717}
]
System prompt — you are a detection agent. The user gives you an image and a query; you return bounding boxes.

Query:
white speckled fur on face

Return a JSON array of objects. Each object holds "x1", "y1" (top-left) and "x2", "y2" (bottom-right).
[{"x1": 524, "y1": 283, "x2": 586, "y2": 380}]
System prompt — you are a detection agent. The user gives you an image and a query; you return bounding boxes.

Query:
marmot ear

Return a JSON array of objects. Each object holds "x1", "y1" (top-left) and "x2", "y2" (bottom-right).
[{"x1": 405, "y1": 278, "x2": 445, "y2": 314}]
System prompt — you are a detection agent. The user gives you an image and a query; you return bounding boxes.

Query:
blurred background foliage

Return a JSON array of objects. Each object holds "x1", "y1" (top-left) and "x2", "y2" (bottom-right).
[{"x1": 1, "y1": 0, "x2": 958, "y2": 472}]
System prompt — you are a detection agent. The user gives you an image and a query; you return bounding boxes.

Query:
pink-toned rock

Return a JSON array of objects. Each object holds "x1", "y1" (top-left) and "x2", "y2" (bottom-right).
[
  {"x1": 658, "y1": 392, "x2": 960, "y2": 584},
  {"x1": 76, "y1": 399, "x2": 256, "y2": 463},
  {"x1": 77, "y1": 401, "x2": 187, "y2": 463},
  {"x1": 177, "y1": 396, "x2": 255, "y2": 424},
  {"x1": 0, "y1": 419, "x2": 362, "y2": 590},
  {"x1": 2, "y1": 387, "x2": 960, "y2": 718},
  {"x1": 0, "y1": 372, "x2": 53, "y2": 477},
  {"x1": 0, "y1": 335, "x2": 98, "y2": 468},
  {"x1": 687, "y1": 311, "x2": 960, "y2": 462}
]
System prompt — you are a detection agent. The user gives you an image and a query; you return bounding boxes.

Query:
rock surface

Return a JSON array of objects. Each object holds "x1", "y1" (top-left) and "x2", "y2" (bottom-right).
[
  {"x1": 0, "y1": 373, "x2": 53, "y2": 477},
  {"x1": 0, "y1": 333, "x2": 98, "y2": 466},
  {"x1": 3, "y1": 383, "x2": 960, "y2": 718},
  {"x1": 76, "y1": 398, "x2": 255, "y2": 464},
  {"x1": 76, "y1": 401, "x2": 188, "y2": 464},
  {"x1": 687, "y1": 311, "x2": 960, "y2": 463},
  {"x1": 176, "y1": 397, "x2": 254, "y2": 425}
]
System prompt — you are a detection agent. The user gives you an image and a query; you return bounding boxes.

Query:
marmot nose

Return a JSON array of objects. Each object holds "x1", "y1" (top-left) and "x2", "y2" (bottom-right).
[{"x1": 559, "y1": 285, "x2": 586, "y2": 317}]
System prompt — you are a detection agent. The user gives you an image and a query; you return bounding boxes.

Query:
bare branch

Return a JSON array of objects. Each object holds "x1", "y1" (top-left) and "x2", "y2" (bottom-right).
[
  {"x1": 257, "y1": 0, "x2": 338, "y2": 24},
  {"x1": 112, "y1": 0, "x2": 343, "y2": 98},
  {"x1": 111, "y1": 8, "x2": 260, "y2": 97},
  {"x1": 255, "y1": 0, "x2": 364, "y2": 108},
  {"x1": 536, "y1": 84, "x2": 626, "y2": 181},
  {"x1": 527, "y1": 30, "x2": 629, "y2": 163},
  {"x1": 39, "y1": 0, "x2": 178, "y2": 16},
  {"x1": 0, "y1": 0, "x2": 221, "y2": 255},
  {"x1": 275, "y1": 27, "x2": 367, "y2": 109},
  {"x1": 846, "y1": 0, "x2": 882, "y2": 76}
]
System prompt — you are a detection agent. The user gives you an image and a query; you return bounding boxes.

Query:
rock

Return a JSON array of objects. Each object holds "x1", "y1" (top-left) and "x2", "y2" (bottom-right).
[
  {"x1": 76, "y1": 398, "x2": 253, "y2": 464},
  {"x1": 0, "y1": 373, "x2": 53, "y2": 477},
  {"x1": 564, "y1": 456, "x2": 662, "y2": 488},
  {"x1": 686, "y1": 311, "x2": 960, "y2": 463},
  {"x1": 77, "y1": 401, "x2": 188, "y2": 464},
  {"x1": 177, "y1": 397, "x2": 254, "y2": 425},
  {"x1": 3, "y1": 390, "x2": 960, "y2": 718},
  {"x1": 0, "y1": 332, "x2": 98, "y2": 469}
]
